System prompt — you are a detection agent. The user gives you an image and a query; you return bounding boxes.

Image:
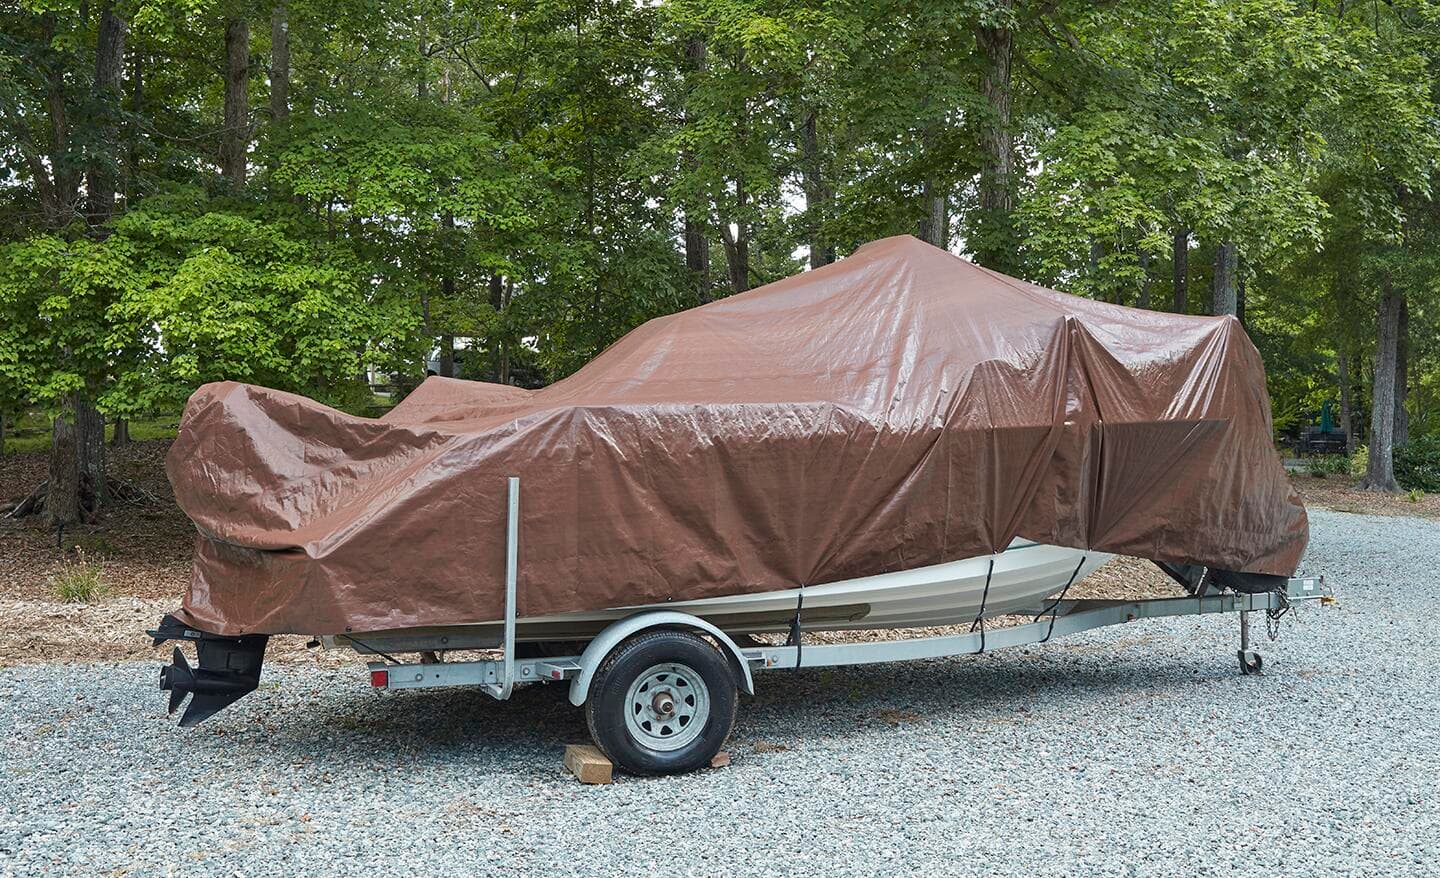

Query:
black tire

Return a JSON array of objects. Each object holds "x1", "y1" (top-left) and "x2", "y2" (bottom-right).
[{"x1": 585, "y1": 629, "x2": 739, "y2": 777}]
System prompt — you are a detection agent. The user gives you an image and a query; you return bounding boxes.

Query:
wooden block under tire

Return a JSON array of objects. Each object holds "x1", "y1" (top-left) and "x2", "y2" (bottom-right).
[{"x1": 564, "y1": 744, "x2": 613, "y2": 784}]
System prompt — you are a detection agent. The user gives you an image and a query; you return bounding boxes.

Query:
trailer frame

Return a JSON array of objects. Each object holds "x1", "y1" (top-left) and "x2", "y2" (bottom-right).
[{"x1": 362, "y1": 477, "x2": 1329, "y2": 702}]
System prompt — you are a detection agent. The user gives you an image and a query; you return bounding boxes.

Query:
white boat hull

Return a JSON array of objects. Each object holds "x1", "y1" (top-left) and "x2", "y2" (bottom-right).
[{"x1": 517, "y1": 540, "x2": 1112, "y2": 639}]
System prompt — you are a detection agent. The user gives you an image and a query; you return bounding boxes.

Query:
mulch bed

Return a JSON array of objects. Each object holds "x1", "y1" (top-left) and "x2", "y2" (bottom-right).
[
  {"x1": 1290, "y1": 473, "x2": 1440, "y2": 520},
  {"x1": 0, "y1": 441, "x2": 1428, "y2": 665}
]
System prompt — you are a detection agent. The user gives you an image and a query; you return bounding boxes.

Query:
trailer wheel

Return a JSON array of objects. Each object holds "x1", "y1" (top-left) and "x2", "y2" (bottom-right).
[{"x1": 585, "y1": 629, "x2": 738, "y2": 776}]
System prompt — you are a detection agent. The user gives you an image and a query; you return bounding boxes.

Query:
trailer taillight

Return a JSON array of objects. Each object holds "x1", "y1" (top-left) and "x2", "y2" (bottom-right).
[{"x1": 370, "y1": 669, "x2": 389, "y2": 688}]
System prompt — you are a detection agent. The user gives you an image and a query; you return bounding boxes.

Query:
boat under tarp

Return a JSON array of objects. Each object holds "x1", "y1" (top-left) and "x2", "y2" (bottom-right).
[{"x1": 165, "y1": 234, "x2": 1308, "y2": 638}]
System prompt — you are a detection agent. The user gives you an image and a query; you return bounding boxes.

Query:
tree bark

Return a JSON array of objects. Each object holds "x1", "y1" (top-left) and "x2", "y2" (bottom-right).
[
  {"x1": 221, "y1": 17, "x2": 250, "y2": 188},
  {"x1": 1172, "y1": 227, "x2": 1188, "y2": 313},
  {"x1": 1337, "y1": 349, "x2": 1354, "y2": 456},
  {"x1": 49, "y1": 408, "x2": 81, "y2": 528},
  {"x1": 680, "y1": 37, "x2": 711, "y2": 302},
  {"x1": 1394, "y1": 294, "x2": 1409, "y2": 447},
  {"x1": 86, "y1": 0, "x2": 128, "y2": 224},
  {"x1": 1236, "y1": 261, "x2": 1246, "y2": 327},
  {"x1": 39, "y1": 13, "x2": 78, "y2": 227},
  {"x1": 800, "y1": 110, "x2": 835, "y2": 267},
  {"x1": 439, "y1": 333, "x2": 455, "y2": 378},
  {"x1": 48, "y1": 393, "x2": 105, "y2": 527},
  {"x1": 720, "y1": 179, "x2": 749, "y2": 295},
  {"x1": 1211, "y1": 239, "x2": 1238, "y2": 316},
  {"x1": 111, "y1": 417, "x2": 130, "y2": 446},
  {"x1": 126, "y1": 50, "x2": 144, "y2": 207},
  {"x1": 270, "y1": 3, "x2": 290, "y2": 123},
  {"x1": 917, "y1": 179, "x2": 946, "y2": 247},
  {"x1": 685, "y1": 217, "x2": 710, "y2": 305},
  {"x1": 1360, "y1": 277, "x2": 1402, "y2": 492},
  {"x1": 487, "y1": 273, "x2": 506, "y2": 380},
  {"x1": 973, "y1": 3, "x2": 1015, "y2": 270}
]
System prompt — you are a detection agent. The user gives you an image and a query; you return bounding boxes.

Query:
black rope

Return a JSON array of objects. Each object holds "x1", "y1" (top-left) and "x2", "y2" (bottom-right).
[
  {"x1": 969, "y1": 559, "x2": 995, "y2": 653},
  {"x1": 788, "y1": 592, "x2": 805, "y2": 669},
  {"x1": 338, "y1": 633, "x2": 406, "y2": 666},
  {"x1": 1034, "y1": 556, "x2": 1087, "y2": 644}
]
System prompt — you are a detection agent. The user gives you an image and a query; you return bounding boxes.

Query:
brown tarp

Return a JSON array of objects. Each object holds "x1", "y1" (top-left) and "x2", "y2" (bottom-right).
[{"x1": 167, "y1": 235, "x2": 1307, "y2": 636}]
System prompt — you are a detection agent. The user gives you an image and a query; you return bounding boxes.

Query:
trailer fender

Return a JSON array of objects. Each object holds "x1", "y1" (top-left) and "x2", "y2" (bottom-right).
[{"x1": 568, "y1": 611, "x2": 755, "y2": 707}]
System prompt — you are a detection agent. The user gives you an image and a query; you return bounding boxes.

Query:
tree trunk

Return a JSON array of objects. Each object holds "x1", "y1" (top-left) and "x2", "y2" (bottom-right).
[
  {"x1": 1394, "y1": 294, "x2": 1409, "y2": 447},
  {"x1": 680, "y1": 37, "x2": 711, "y2": 302},
  {"x1": 973, "y1": 3, "x2": 1015, "y2": 270},
  {"x1": 112, "y1": 417, "x2": 130, "y2": 446},
  {"x1": 439, "y1": 334, "x2": 454, "y2": 378},
  {"x1": 500, "y1": 277, "x2": 513, "y2": 384},
  {"x1": 48, "y1": 393, "x2": 105, "y2": 527},
  {"x1": 1235, "y1": 257, "x2": 1247, "y2": 327},
  {"x1": 270, "y1": 3, "x2": 290, "y2": 123},
  {"x1": 1138, "y1": 249, "x2": 1152, "y2": 309},
  {"x1": 1211, "y1": 239, "x2": 1238, "y2": 316},
  {"x1": 1087, "y1": 239, "x2": 1104, "y2": 301},
  {"x1": 800, "y1": 111, "x2": 835, "y2": 267},
  {"x1": 917, "y1": 179, "x2": 946, "y2": 247},
  {"x1": 40, "y1": 13, "x2": 78, "y2": 227},
  {"x1": 86, "y1": 0, "x2": 128, "y2": 224},
  {"x1": 1337, "y1": 349, "x2": 1354, "y2": 456},
  {"x1": 487, "y1": 273, "x2": 505, "y2": 380},
  {"x1": 221, "y1": 17, "x2": 250, "y2": 188},
  {"x1": 126, "y1": 50, "x2": 144, "y2": 207},
  {"x1": 1360, "y1": 277, "x2": 1402, "y2": 492},
  {"x1": 49, "y1": 409, "x2": 81, "y2": 529},
  {"x1": 720, "y1": 179, "x2": 749, "y2": 295},
  {"x1": 0, "y1": 413, "x2": 6, "y2": 456},
  {"x1": 685, "y1": 217, "x2": 710, "y2": 304},
  {"x1": 1172, "y1": 227, "x2": 1188, "y2": 313}
]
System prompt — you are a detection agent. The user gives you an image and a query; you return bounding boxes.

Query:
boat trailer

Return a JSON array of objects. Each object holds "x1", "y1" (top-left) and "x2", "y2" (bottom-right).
[{"x1": 154, "y1": 477, "x2": 1331, "y2": 775}]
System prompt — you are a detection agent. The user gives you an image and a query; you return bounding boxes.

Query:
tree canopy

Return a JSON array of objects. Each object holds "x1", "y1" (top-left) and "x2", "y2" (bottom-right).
[{"x1": 2, "y1": 0, "x2": 1438, "y2": 519}]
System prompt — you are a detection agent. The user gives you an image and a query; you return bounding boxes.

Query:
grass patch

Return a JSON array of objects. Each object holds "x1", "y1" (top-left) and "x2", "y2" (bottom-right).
[
  {"x1": 2, "y1": 412, "x2": 181, "y2": 455},
  {"x1": 49, "y1": 551, "x2": 107, "y2": 603}
]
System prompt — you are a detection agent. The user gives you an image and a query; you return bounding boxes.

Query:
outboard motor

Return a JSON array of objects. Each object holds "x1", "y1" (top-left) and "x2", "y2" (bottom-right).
[{"x1": 149, "y1": 614, "x2": 268, "y2": 727}]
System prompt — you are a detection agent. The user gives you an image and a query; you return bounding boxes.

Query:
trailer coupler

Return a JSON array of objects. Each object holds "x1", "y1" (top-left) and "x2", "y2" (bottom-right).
[{"x1": 148, "y1": 614, "x2": 268, "y2": 727}]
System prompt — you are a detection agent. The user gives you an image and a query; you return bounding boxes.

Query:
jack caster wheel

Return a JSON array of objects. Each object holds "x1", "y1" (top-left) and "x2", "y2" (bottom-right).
[
  {"x1": 1238, "y1": 649, "x2": 1263, "y2": 675},
  {"x1": 585, "y1": 629, "x2": 738, "y2": 776}
]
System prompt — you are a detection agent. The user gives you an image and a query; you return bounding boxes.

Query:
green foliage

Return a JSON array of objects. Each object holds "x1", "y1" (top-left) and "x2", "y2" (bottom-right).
[
  {"x1": 1351, "y1": 445, "x2": 1369, "y2": 478},
  {"x1": 1395, "y1": 436, "x2": 1440, "y2": 493},
  {"x1": 0, "y1": 0, "x2": 1437, "y2": 467},
  {"x1": 1305, "y1": 455, "x2": 1349, "y2": 478}
]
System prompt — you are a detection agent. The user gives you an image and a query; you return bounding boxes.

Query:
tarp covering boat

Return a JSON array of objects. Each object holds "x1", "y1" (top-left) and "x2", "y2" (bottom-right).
[{"x1": 166, "y1": 235, "x2": 1307, "y2": 636}]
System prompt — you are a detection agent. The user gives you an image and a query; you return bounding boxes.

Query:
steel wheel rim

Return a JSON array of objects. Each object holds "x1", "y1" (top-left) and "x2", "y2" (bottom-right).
[{"x1": 623, "y1": 662, "x2": 710, "y2": 752}]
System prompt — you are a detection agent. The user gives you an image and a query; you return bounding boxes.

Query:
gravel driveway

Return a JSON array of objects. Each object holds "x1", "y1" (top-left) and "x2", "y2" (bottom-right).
[{"x1": 2, "y1": 508, "x2": 1437, "y2": 877}]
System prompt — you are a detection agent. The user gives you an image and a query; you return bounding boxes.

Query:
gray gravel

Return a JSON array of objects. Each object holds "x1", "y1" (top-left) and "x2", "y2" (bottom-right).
[{"x1": 3, "y1": 508, "x2": 1438, "y2": 877}]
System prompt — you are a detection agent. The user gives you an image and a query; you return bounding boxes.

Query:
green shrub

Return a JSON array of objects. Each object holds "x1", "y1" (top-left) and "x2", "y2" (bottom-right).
[
  {"x1": 1395, "y1": 435, "x2": 1440, "y2": 493},
  {"x1": 49, "y1": 550, "x2": 107, "y2": 603},
  {"x1": 1305, "y1": 455, "x2": 1348, "y2": 478},
  {"x1": 1350, "y1": 445, "x2": 1368, "y2": 478}
]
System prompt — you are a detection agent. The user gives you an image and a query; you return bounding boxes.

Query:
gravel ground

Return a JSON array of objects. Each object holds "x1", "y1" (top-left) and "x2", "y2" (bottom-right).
[{"x1": 2, "y1": 508, "x2": 1437, "y2": 877}]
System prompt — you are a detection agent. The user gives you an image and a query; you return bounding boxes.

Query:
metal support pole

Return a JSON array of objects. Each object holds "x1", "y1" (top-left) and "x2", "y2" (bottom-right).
[
  {"x1": 1239, "y1": 610, "x2": 1251, "y2": 653},
  {"x1": 484, "y1": 476, "x2": 520, "y2": 699}
]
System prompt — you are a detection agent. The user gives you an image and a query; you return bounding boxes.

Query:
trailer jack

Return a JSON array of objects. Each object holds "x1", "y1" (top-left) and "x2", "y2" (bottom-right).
[{"x1": 149, "y1": 614, "x2": 268, "y2": 727}]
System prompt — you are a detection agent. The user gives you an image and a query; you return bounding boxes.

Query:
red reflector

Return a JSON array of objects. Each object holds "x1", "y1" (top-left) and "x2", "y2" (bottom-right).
[{"x1": 370, "y1": 670, "x2": 389, "y2": 688}]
